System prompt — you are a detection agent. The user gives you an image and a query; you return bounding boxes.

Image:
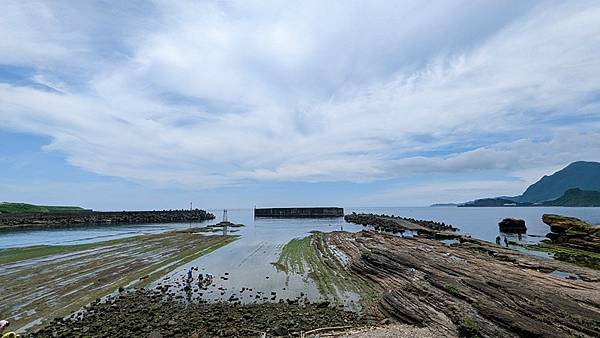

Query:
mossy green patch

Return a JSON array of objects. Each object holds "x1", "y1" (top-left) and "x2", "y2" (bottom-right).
[
  {"x1": 2, "y1": 231, "x2": 237, "y2": 332},
  {"x1": 445, "y1": 283, "x2": 461, "y2": 296},
  {"x1": 459, "y1": 316, "x2": 481, "y2": 338},
  {"x1": 522, "y1": 242, "x2": 600, "y2": 270},
  {"x1": 276, "y1": 233, "x2": 380, "y2": 310},
  {"x1": 0, "y1": 236, "x2": 144, "y2": 265},
  {"x1": 135, "y1": 235, "x2": 239, "y2": 288}
]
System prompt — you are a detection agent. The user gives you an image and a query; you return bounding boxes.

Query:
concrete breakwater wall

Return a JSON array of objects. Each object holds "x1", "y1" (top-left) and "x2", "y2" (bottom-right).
[
  {"x1": 0, "y1": 209, "x2": 215, "y2": 230},
  {"x1": 254, "y1": 207, "x2": 343, "y2": 218}
]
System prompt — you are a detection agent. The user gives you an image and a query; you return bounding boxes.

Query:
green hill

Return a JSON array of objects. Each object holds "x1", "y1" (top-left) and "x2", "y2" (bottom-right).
[
  {"x1": 516, "y1": 161, "x2": 600, "y2": 203},
  {"x1": 542, "y1": 188, "x2": 600, "y2": 207},
  {"x1": 461, "y1": 161, "x2": 600, "y2": 207},
  {"x1": 0, "y1": 202, "x2": 85, "y2": 214}
]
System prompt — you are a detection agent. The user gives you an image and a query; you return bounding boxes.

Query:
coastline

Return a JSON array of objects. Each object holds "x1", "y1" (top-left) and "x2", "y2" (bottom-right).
[
  {"x1": 0, "y1": 227, "x2": 237, "y2": 332},
  {"x1": 0, "y1": 209, "x2": 215, "y2": 231}
]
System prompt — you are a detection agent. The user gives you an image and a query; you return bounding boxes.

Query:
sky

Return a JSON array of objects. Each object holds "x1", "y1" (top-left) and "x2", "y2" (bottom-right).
[{"x1": 1, "y1": 0, "x2": 599, "y2": 210}]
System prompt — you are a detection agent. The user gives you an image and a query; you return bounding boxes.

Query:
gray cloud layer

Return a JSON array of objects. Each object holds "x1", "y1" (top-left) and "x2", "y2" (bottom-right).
[{"x1": 1, "y1": 0, "x2": 599, "y2": 189}]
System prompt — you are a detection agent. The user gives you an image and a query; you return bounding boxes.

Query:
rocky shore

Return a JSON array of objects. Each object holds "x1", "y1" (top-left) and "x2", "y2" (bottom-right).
[
  {"x1": 324, "y1": 230, "x2": 600, "y2": 337},
  {"x1": 28, "y1": 289, "x2": 366, "y2": 338},
  {"x1": 519, "y1": 214, "x2": 600, "y2": 269},
  {"x1": 344, "y1": 213, "x2": 458, "y2": 234},
  {"x1": 278, "y1": 214, "x2": 600, "y2": 337},
  {"x1": 543, "y1": 214, "x2": 600, "y2": 252},
  {"x1": 0, "y1": 209, "x2": 215, "y2": 230},
  {"x1": 1, "y1": 228, "x2": 236, "y2": 331}
]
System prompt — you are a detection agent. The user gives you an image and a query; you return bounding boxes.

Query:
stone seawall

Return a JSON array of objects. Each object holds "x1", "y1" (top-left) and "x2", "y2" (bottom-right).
[
  {"x1": 254, "y1": 207, "x2": 343, "y2": 218},
  {"x1": 0, "y1": 209, "x2": 215, "y2": 230}
]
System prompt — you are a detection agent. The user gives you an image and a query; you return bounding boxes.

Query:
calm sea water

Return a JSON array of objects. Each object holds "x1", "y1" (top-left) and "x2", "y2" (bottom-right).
[
  {"x1": 2, "y1": 207, "x2": 599, "y2": 308},
  {"x1": 1, "y1": 207, "x2": 598, "y2": 249}
]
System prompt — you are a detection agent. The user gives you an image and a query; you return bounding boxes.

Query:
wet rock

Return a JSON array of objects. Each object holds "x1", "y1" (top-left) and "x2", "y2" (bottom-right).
[
  {"x1": 498, "y1": 218, "x2": 527, "y2": 233},
  {"x1": 273, "y1": 325, "x2": 288, "y2": 336},
  {"x1": 323, "y1": 230, "x2": 600, "y2": 337},
  {"x1": 345, "y1": 213, "x2": 458, "y2": 233},
  {"x1": 543, "y1": 214, "x2": 600, "y2": 252},
  {"x1": 148, "y1": 331, "x2": 163, "y2": 338}
]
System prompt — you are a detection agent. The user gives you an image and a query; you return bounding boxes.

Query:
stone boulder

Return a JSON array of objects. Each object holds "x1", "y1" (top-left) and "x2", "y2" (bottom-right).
[
  {"x1": 542, "y1": 214, "x2": 600, "y2": 253},
  {"x1": 498, "y1": 218, "x2": 526, "y2": 233},
  {"x1": 542, "y1": 214, "x2": 597, "y2": 234}
]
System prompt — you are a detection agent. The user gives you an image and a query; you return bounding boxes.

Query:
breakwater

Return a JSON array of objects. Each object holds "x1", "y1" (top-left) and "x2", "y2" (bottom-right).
[
  {"x1": 0, "y1": 209, "x2": 215, "y2": 230},
  {"x1": 254, "y1": 207, "x2": 343, "y2": 218},
  {"x1": 344, "y1": 213, "x2": 458, "y2": 233}
]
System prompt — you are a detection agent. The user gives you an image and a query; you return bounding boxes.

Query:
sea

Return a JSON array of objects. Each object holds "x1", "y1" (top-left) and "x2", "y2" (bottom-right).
[{"x1": 2, "y1": 206, "x2": 599, "y2": 307}]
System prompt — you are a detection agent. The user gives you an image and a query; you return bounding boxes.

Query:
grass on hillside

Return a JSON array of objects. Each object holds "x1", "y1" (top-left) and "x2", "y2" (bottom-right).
[{"x1": 0, "y1": 202, "x2": 85, "y2": 214}]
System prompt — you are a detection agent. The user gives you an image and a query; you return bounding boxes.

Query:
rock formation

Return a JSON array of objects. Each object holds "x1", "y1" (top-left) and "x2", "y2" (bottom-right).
[
  {"x1": 498, "y1": 218, "x2": 526, "y2": 233},
  {"x1": 543, "y1": 214, "x2": 600, "y2": 252},
  {"x1": 326, "y1": 230, "x2": 600, "y2": 337}
]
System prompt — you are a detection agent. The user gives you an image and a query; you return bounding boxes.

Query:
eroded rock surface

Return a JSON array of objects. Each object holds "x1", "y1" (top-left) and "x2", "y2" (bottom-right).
[
  {"x1": 326, "y1": 230, "x2": 600, "y2": 337},
  {"x1": 543, "y1": 214, "x2": 600, "y2": 252}
]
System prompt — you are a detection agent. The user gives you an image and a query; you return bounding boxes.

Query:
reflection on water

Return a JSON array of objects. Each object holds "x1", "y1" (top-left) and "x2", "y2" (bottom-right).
[
  {"x1": 350, "y1": 206, "x2": 600, "y2": 243},
  {"x1": 154, "y1": 210, "x2": 364, "y2": 309},
  {"x1": 2, "y1": 206, "x2": 599, "y2": 249},
  {"x1": 0, "y1": 221, "x2": 210, "y2": 249},
  {"x1": 1, "y1": 207, "x2": 599, "y2": 310},
  {"x1": 550, "y1": 270, "x2": 581, "y2": 280}
]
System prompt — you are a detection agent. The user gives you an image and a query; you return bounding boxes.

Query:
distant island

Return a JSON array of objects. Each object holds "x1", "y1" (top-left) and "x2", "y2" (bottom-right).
[{"x1": 457, "y1": 161, "x2": 600, "y2": 207}]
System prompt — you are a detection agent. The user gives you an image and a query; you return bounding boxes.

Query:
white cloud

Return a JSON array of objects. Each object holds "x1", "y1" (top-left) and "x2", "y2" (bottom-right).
[
  {"x1": 0, "y1": 0, "x2": 599, "y2": 189},
  {"x1": 365, "y1": 180, "x2": 527, "y2": 206}
]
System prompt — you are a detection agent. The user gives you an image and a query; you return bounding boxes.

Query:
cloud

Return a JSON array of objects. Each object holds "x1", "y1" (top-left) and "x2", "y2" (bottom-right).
[
  {"x1": 0, "y1": 0, "x2": 599, "y2": 189},
  {"x1": 365, "y1": 179, "x2": 527, "y2": 206}
]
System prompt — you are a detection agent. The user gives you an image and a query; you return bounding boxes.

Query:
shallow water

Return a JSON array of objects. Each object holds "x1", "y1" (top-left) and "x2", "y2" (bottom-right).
[
  {"x1": 0, "y1": 221, "x2": 212, "y2": 249},
  {"x1": 2, "y1": 206, "x2": 599, "y2": 249},
  {"x1": 2, "y1": 206, "x2": 599, "y2": 314},
  {"x1": 351, "y1": 206, "x2": 600, "y2": 244},
  {"x1": 154, "y1": 210, "x2": 364, "y2": 308}
]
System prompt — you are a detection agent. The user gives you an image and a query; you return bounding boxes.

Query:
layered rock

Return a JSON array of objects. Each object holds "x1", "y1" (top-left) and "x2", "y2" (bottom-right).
[
  {"x1": 543, "y1": 214, "x2": 600, "y2": 252},
  {"x1": 326, "y1": 230, "x2": 600, "y2": 337}
]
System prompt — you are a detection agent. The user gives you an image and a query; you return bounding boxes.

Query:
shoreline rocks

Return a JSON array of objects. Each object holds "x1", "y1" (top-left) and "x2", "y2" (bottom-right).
[
  {"x1": 0, "y1": 209, "x2": 215, "y2": 230},
  {"x1": 326, "y1": 230, "x2": 600, "y2": 337},
  {"x1": 27, "y1": 290, "x2": 366, "y2": 338},
  {"x1": 498, "y1": 218, "x2": 526, "y2": 233},
  {"x1": 344, "y1": 213, "x2": 458, "y2": 234},
  {"x1": 543, "y1": 214, "x2": 600, "y2": 252}
]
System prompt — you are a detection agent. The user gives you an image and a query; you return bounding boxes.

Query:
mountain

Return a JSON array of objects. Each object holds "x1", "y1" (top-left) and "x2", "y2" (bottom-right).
[
  {"x1": 460, "y1": 198, "x2": 533, "y2": 207},
  {"x1": 0, "y1": 202, "x2": 85, "y2": 214},
  {"x1": 516, "y1": 161, "x2": 600, "y2": 203},
  {"x1": 542, "y1": 188, "x2": 600, "y2": 207},
  {"x1": 459, "y1": 161, "x2": 600, "y2": 207}
]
